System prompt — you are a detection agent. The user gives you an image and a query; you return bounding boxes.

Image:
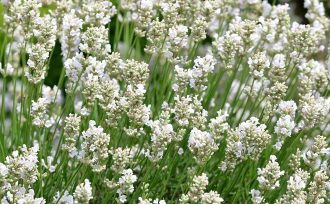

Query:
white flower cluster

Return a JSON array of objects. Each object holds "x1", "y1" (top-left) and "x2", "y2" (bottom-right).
[
  {"x1": 80, "y1": 0, "x2": 116, "y2": 26},
  {"x1": 274, "y1": 100, "x2": 297, "y2": 150},
  {"x1": 0, "y1": 143, "x2": 44, "y2": 203},
  {"x1": 147, "y1": 109, "x2": 176, "y2": 162},
  {"x1": 248, "y1": 52, "x2": 270, "y2": 79},
  {"x1": 304, "y1": 0, "x2": 330, "y2": 32},
  {"x1": 73, "y1": 179, "x2": 93, "y2": 204},
  {"x1": 223, "y1": 117, "x2": 271, "y2": 171},
  {"x1": 250, "y1": 189, "x2": 263, "y2": 204},
  {"x1": 54, "y1": 191, "x2": 74, "y2": 204},
  {"x1": 26, "y1": 14, "x2": 57, "y2": 83},
  {"x1": 180, "y1": 173, "x2": 223, "y2": 204},
  {"x1": 299, "y1": 94, "x2": 330, "y2": 128},
  {"x1": 31, "y1": 97, "x2": 54, "y2": 128},
  {"x1": 138, "y1": 197, "x2": 166, "y2": 204},
  {"x1": 4, "y1": 0, "x2": 41, "y2": 35},
  {"x1": 61, "y1": 10, "x2": 83, "y2": 61},
  {"x1": 63, "y1": 113, "x2": 81, "y2": 157},
  {"x1": 79, "y1": 120, "x2": 111, "y2": 172},
  {"x1": 209, "y1": 110, "x2": 230, "y2": 141},
  {"x1": 166, "y1": 25, "x2": 189, "y2": 58},
  {"x1": 257, "y1": 155, "x2": 284, "y2": 190},
  {"x1": 0, "y1": 0, "x2": 330, "y2": 203},
  {"x1": 269, "y1": 54, "x2": 286, "y2": 82},
  {"x1": 64, "y1": 52, "x2": 85, "y2": 91},
  {"x1": 132, "y1": 0, "x2": 155, "y2": 37},
  {"x1": 307, "y1": 169, "x2": 329, "y2": 203},
  {"x1": 276, "y1": 169, "x2": 310, "y2": 204},
  {"x1": 110, "y1": 147, "x2": 134, "y2": 174},
  {"x1": 189, "y1": 54, "x2": 216, "y2": 92},
  {"x1": 302, "y1": 135, "x2": 329, "y2": 169},
  {"x1": 298, "y1": 59, "x2": 328, "y2": 94},
  {"x1": 214, "y1": 18, "x2": 259, "y2": 70},
  {"x1": 2, "y1": 188, "x2": 45, "y2": 204},
  {"x1": 251, "y1": 155, "x2": 284, "y2": 203},
  {"x1": 117, "y1": 169, "x2": 138, "y2": 203},
  {"x1": 172, "y1": 95, "x2": 208, "y2": 130},
  {"x1": 188, "y1": 128, "x2": 218, "y2": 164},
  {"x1": 80, "y1": 26, "x2": 111, "y2": 58}
]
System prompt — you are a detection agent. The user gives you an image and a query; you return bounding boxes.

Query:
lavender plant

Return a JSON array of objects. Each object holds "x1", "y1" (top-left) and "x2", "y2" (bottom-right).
[{"x1": 0, "y1": 0, "x2": 329, "y2": 203}]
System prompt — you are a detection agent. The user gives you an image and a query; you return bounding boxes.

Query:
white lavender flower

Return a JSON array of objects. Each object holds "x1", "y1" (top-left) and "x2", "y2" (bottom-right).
[
  {"x1": 299, "y1": 94, "x2": 330, "y2": 128},
  {"x1": 147, "y1": 118, "x2": 176, "y2": 162},
  {"x1": 79, "y1": 120, "x2": 110, "y2": 172},
  {"x1": 117, "y1": 169, "x2": 137, "y2": 203},
  {"x1": 223, "y1": 117, "x2": 271, "y2": 171},
  {"x1": 60, "y1": 10, "x2": 83, "y2": 61},
  {"x1": 181, "y1": 173, "x2": 223, "y2": 203},
  {"x1": 80, "y1": 26, "x2": 111, "y2": 58},
  {"x1": 248, "y1": 51, "x2": 270, "y2": 79},
  {"x1": 138, "y1": 197, "x2": 166, "y2": 204},
  {"x1": 54, "y1": 191, "x2": 74, "y2": 204},
  {"x1": 277, "y1": 100, "x2": 297, "y2": 119},
  {"x1": 276, "y1": 169, "x2": 310, "y2": 204},
  {"x1": 302, "y1": 135, "x2": 329, "y2": 169},
  {"x1": 110, "y1": 147, "x2": 134, "y2": 174},
  {"x1": 250, "y1": 189, "x2": 264, "y2": 204},
  {"x1": 188, "y1": 128, "x2": 218, "y2": 164},
  {"x1": 274, "y1": 115, "x2": 295, "y2": 139},
  {"x1": 81, "y1": 0, "x2": 116, "y2": 26},
  {"x1": 74, "y1": 179, "x2": 93, "y2": 204},
  {"x1": 189, "y1": 54, "x2": 216, "y2": 91},
  {"x1": 63, "y1": 114, "x2": 81, "y2": 157},
  {"x1": 257, "y1": 155, "x2": 284, "y2": 191},
  {"x1": 31, "y1": 97, "x2": 54, "y2": 128},
  {"x1": 209, "y1": 110, "x2": 229, "y2": 141},
  {"x1": 25, "y1": 15, "x2": 57, "y2": 83},
  {"x1": 0, "y1": 0, "x2": 329, "y2": 203}
]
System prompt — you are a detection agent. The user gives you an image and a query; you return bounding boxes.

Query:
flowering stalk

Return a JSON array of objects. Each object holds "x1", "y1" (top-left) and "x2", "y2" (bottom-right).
[{"x1": 0, "y1": 0, "x2": 329, "y2": 203}]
